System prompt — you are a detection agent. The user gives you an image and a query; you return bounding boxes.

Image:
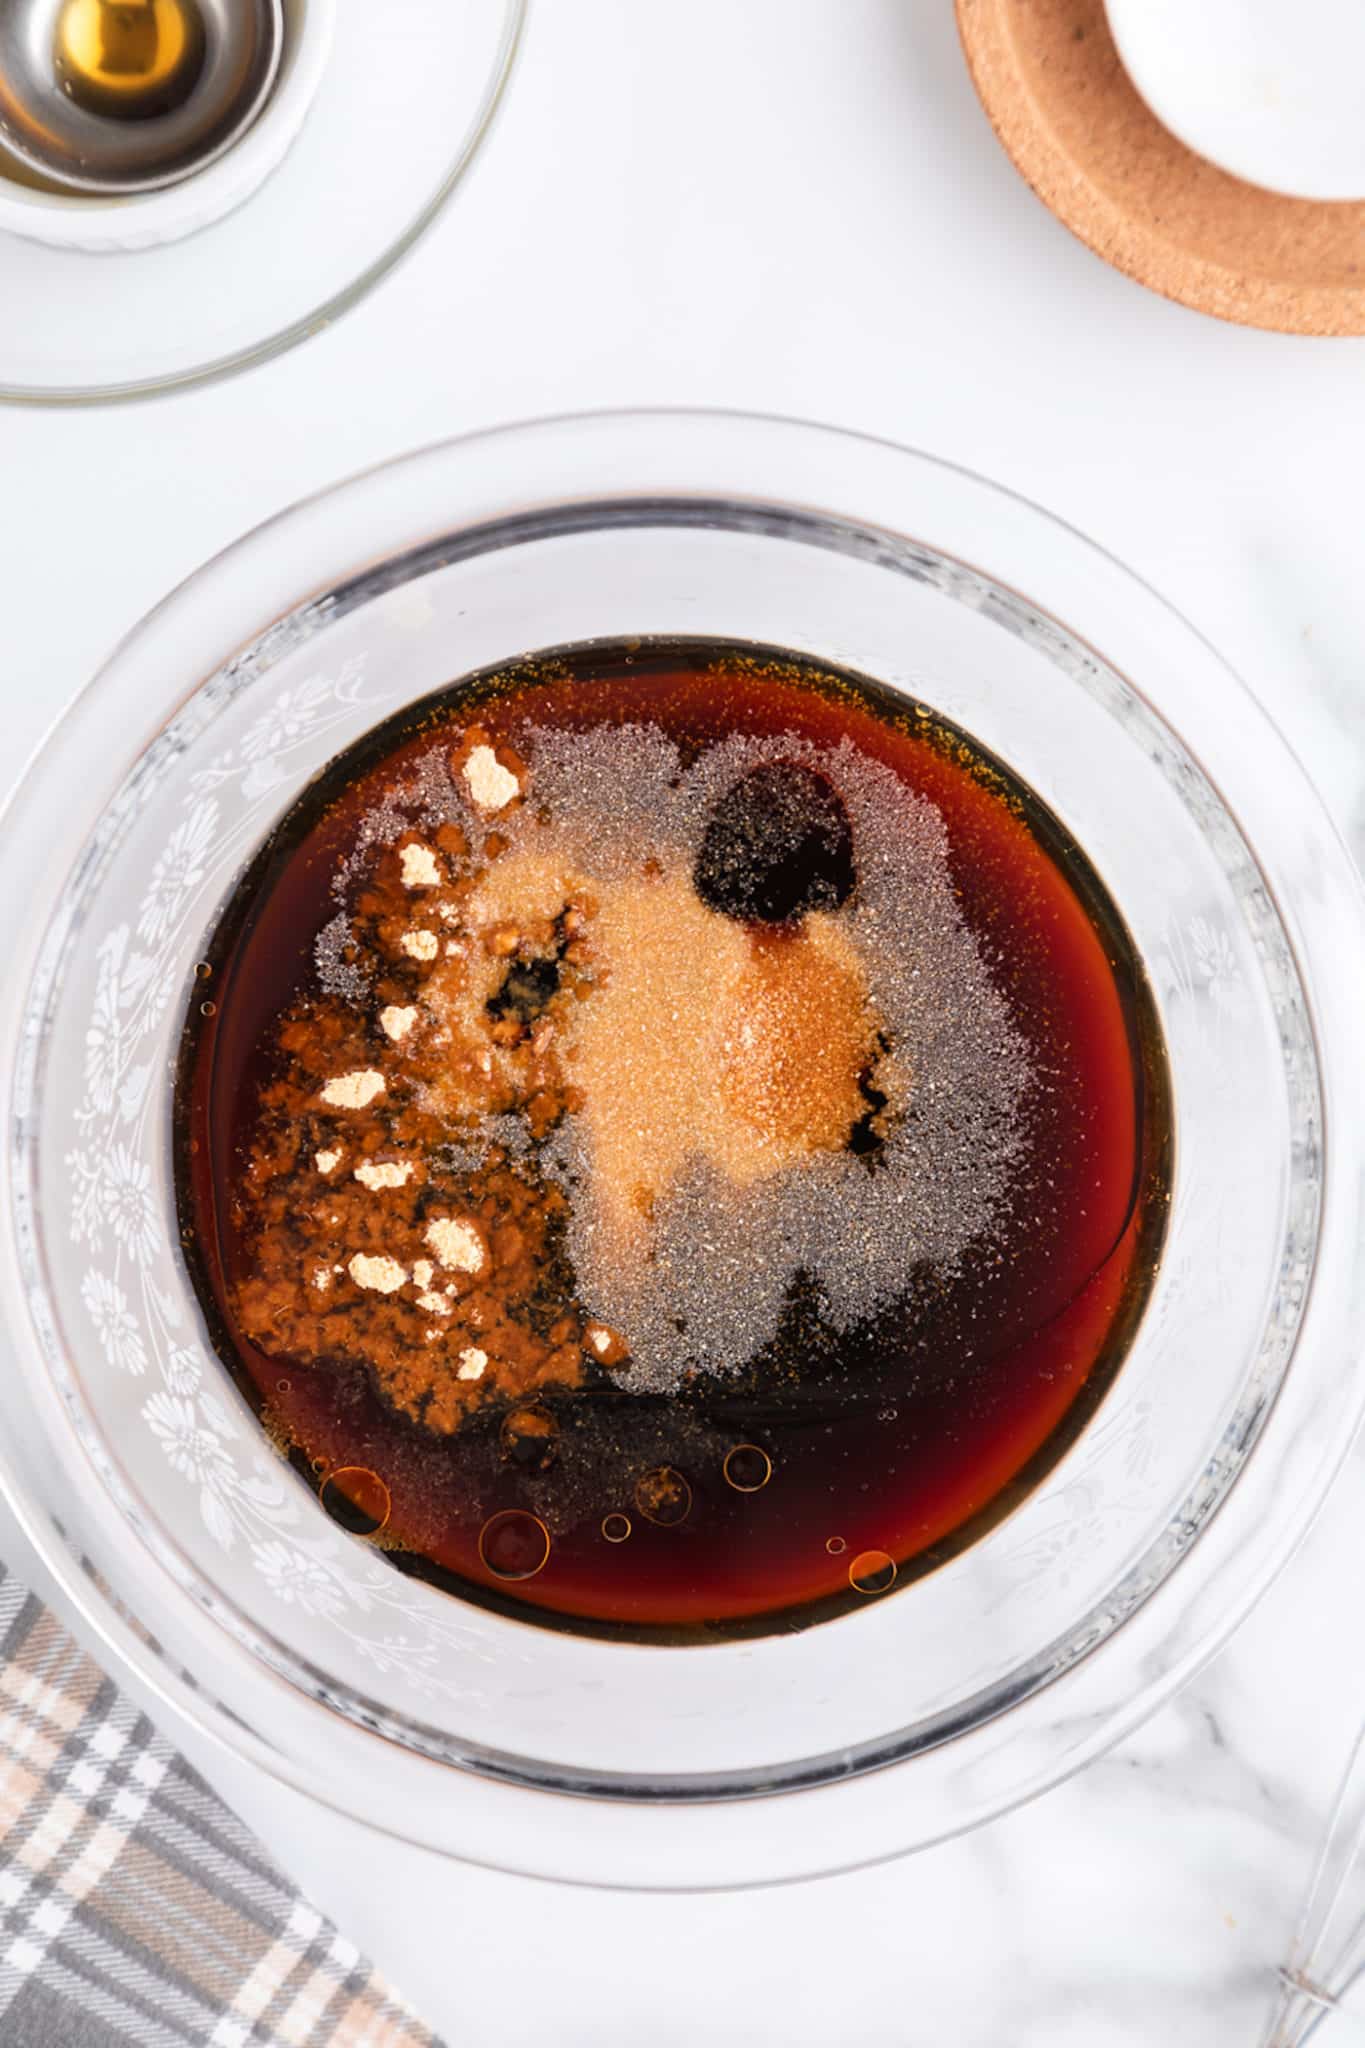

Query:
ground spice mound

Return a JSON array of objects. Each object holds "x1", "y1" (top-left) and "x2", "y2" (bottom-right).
[{"x1": 226, "y1": 709, "x2": 1031, "y2": 1427}]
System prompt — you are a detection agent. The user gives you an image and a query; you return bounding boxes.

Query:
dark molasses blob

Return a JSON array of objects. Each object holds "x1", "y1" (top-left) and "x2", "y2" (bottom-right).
[
  {"x1": 694, "y1": 762, "x2": 855, "y2": 926},
  {"x1": 487, "y1": 952, "x2": 560, "y2": 1024},
  {"x1": 500, "y1": 1402, "x2": 560, "y2": 1473}
]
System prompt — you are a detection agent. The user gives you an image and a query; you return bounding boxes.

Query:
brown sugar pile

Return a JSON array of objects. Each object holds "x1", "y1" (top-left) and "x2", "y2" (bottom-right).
[
  {"x1": 230, "y1": 714, "x2": 1030, "y2": 1427},
  {"x1": 232, "y1": 730, "x2": 603, "y2": 1432}
]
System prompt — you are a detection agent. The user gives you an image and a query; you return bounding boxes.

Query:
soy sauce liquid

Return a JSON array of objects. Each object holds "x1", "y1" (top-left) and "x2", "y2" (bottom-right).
[{"x1": 177, "y1": 642, "x2": 1170, "y2": 1641}]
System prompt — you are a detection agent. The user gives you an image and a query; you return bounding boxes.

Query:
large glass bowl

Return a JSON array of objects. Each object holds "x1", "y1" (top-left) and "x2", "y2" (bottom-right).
[{"x1": 0, "y1": 412, "x2": 1361, "y2": 1890}]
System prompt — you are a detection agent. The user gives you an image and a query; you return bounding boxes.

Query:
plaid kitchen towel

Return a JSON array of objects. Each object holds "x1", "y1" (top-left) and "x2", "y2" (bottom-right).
[{"x1": 0, "y1": 1564, "x2": 442, "y2": 2048}]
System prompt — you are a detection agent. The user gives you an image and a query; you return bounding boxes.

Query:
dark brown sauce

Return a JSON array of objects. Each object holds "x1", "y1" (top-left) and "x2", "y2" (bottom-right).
[{"x1": 176, "y1": 641, "x2": 1170, "y2": 1641}]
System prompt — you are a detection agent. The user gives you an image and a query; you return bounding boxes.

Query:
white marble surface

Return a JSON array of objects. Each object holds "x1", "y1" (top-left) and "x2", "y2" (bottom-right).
[{"x1": 3, "y1": 1, "x2": 1365, "y2": 2040}]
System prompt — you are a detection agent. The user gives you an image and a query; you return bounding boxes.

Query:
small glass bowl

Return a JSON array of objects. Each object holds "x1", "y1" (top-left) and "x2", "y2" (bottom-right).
[
  {"x1": 0, "y1": 0, "x2": 523, "y2": 402},
  {"x1": 0, "y1": 412, "x2": 1362, "y2": 1889}
]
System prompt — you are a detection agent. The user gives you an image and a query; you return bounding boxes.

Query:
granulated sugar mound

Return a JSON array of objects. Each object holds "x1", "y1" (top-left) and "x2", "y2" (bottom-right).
[
  {"x1": 523, "y1": 724, "x2": 1033, "y2": 1393},
  {"x1": 315, "y1": 746, "x2": 473, "y2": 995},
  {"x1": 314, "y1": 910, "x2": 371, "y2": 1000}
]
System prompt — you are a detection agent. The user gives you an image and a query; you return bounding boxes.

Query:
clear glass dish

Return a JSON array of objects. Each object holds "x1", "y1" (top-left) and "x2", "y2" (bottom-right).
[
  {"x1": 0, "y1": 0, "x2": 523, "y2": 405},
  {"x1": 0, "y1": 411, "x2": 1361, "y2": 1890}
]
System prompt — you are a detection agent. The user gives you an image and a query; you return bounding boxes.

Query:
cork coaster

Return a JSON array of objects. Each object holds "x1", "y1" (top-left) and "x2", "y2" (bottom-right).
[{"x1": 957, "y1": 0, "x2": 1365, "y2": 335}]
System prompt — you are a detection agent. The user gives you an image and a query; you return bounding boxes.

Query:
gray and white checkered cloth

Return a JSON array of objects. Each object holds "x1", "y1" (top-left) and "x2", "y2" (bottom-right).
[{"x1": 0, "y1": 1564, "x2": 442, "y2": 2047}]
